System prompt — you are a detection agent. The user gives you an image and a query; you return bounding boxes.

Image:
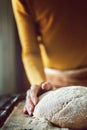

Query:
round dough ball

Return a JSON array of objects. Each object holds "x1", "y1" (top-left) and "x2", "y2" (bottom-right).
[{"x1": 33, "y1": 86, "x2": 87, "y2": 129}]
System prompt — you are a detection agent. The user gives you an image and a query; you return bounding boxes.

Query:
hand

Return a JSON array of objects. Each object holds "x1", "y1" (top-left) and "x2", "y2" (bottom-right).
[{"x1": 23, "y1": 82, "x2": 52, "y2": 116}]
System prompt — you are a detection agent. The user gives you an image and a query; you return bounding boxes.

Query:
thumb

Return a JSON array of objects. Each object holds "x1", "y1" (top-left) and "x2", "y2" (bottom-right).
[{"x1": 41, "y1": 82, "x2": 52, "y2": 91}]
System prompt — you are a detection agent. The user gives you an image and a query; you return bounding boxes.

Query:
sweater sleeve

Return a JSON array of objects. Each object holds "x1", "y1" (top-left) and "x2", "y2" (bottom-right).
[{"x1": 11, "y1": 0, "x2": 46, "y2": 85}]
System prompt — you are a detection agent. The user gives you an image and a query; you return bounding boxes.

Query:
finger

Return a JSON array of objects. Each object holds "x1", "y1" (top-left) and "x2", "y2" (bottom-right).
[
  {"x1": 23, "y1": 105, "x2": 27, "y2": 113},
  {"x1": 32, "y1": 95, "x2": 39, "y2": 105},
  {"x1": 24, "y1": 105, "x2": 33, "y2": 116},
  {"x1": 30, "y1": 88, "x2": 39, "y2": 105},
  {"x1": 25, "y1": 90, "x2": 35, "y2": 115},
  {"x1": 23, "y1": 91, "x2": 30, "y2": 114},
  {"x1": 41, "y1": 82, "x2": 52, "y2": 91},
  {"x1": 26, "y1": 97, "x2": 35, "y2": 116}
]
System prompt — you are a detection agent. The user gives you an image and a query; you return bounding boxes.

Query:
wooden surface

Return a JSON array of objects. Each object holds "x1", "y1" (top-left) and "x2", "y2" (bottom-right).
[{"x1": 1, "y1": 101, "x2": 69, "y2": 130}]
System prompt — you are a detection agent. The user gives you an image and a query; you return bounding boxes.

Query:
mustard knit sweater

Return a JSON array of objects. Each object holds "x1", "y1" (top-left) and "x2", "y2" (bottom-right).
[{"x1": 12, "y1": 0, "x2": 87, "y2": 85}]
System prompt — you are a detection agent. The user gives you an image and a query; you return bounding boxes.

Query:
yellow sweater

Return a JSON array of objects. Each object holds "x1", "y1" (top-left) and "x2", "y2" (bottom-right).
[{"x1": 12, "y1": 0, "x2": 87, "y2": 85}]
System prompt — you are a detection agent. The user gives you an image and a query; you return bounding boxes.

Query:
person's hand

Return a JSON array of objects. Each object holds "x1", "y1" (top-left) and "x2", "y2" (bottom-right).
[{"x1": 23, "y1": 82, "x2": 53, "y2": 116}]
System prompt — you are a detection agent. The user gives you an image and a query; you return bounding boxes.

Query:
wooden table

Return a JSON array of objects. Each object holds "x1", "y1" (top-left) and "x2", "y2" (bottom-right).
[{"x1": 1, "y1": 101, "x2": 70, "y2": 130}]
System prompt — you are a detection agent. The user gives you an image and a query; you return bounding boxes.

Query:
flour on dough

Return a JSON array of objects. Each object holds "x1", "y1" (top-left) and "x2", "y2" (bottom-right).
[{"x1": 33, "y1": 86, "x2": 87, "y2": 130}]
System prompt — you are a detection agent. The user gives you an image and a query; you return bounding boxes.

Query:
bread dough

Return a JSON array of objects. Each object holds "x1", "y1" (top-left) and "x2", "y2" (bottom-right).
[{"x1": 33, "y1": 86, "x2": 87, "y2": 129}]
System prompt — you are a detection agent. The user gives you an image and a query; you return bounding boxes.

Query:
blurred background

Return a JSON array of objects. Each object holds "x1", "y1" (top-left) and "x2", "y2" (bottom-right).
[{"x1": 0, "y1": 0, "x2": 29, "y2": 95}]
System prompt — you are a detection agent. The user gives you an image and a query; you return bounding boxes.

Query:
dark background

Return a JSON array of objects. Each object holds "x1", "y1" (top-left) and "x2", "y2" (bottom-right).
[{"x1": 0, "y1": 0, "x2": 29, "y2": 95}]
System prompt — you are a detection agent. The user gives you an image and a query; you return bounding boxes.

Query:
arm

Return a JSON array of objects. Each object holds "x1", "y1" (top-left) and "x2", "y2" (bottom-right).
[
  {"x1": 11, "y1": 0, "x2": 46, "y2": 85},
  {"x1": 11, "y1": 0, "x2": 47, "y2": 115}
]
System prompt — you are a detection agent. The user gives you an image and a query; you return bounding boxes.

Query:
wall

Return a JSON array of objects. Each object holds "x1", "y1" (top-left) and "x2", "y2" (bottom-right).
[
  {"x1": 0, "y1": 0, "x2": 30, "y2": 95},
  {"x1": 0, "y1": 0, "x2": 16, "y2": 94}
]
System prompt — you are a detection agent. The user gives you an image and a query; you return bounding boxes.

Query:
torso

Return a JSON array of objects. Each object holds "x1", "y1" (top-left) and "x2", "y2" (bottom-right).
[{"x1": 27, "y1": 0, "x2": 87, "y2": 70}]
